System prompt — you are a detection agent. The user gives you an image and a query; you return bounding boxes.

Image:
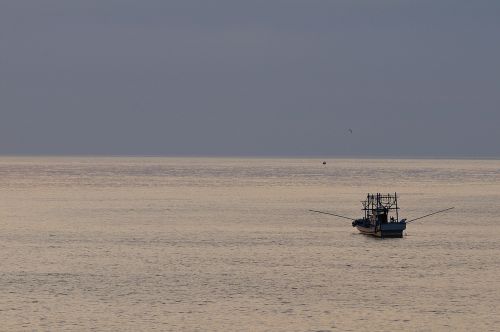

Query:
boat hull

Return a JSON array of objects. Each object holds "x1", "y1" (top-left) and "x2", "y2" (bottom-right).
[{"x1": 354, "y1": 222, "x2": 406, "y2": 238}]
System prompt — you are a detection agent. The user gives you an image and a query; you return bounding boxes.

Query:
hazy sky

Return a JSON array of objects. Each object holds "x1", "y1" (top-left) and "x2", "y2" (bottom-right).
[{"x1": 1, "y1": 1, "x2": 499, "y2": 157}]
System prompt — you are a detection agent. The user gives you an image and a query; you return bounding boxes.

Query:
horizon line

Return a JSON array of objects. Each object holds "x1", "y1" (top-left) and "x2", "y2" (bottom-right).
[{"x1": 0, "y1": 153, "x2": 499, "y2": 161}]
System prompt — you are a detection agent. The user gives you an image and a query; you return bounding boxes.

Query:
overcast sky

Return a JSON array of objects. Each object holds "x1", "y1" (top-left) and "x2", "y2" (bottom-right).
[{"x1": 1, "y1": 0, "x2": 499, "y2": 157}]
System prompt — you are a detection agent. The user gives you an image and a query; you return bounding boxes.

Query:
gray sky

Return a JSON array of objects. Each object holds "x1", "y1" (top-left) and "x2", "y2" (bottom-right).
[{"x1": 1, "y1": 0, "x2": 499, "y2": 157}]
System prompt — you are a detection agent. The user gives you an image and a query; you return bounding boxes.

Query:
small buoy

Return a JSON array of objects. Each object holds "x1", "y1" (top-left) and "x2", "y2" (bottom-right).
[{"x1": 323, "y1": 161, "x2": 327, "y2": 165}]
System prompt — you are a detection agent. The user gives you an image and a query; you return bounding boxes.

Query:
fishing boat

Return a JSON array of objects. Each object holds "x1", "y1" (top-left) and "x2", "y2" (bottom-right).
[
  {"x1": 310, "y1": 193, "x2": 453, "y2": 238},
  {"x1": 352, "y1": 193, "x2": 405, "y2": 238}
]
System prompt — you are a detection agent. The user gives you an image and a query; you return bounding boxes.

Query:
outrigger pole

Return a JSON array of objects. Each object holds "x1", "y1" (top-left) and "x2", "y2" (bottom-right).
[
  {"x1": 308, "y1": 210, "x2": 356, "y2": 221},
  {"x1": 406, "y1": 207, "x2": 455, "y2": 223}
]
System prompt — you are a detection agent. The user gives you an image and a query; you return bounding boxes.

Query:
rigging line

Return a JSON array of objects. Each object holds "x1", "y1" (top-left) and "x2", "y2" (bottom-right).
[
  {"x1": 308, "y1": 210, "x2": 356, "y2": 221},
  {"x1": 406, "y1": 207, "x2": 455, "y2": 223}
]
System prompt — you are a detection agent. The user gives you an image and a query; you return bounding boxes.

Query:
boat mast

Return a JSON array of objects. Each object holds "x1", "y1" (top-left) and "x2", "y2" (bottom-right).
[{"x1": 395, "y1": 192, "x2": 399, "y2": 222}]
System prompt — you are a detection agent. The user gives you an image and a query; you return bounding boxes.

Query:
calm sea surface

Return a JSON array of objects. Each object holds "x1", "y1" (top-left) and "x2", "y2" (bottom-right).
[{"x1": 1, "y1": 157, "x2": 499, "y2": 331}]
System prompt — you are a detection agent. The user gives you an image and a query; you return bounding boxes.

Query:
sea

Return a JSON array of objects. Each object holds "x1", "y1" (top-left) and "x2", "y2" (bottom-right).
[{"x1": 0, "y1": 157, "x2": 499, "y2": 331}]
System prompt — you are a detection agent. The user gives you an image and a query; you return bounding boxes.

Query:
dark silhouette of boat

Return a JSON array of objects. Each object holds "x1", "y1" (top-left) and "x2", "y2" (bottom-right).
[
  {"x1": 310, "y1": 193, "x2": 453, "y2": 238},
  {"x1": 352, "y1": 193, "x2": 406, "y2": 238}
]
